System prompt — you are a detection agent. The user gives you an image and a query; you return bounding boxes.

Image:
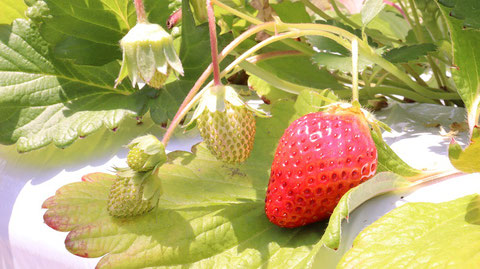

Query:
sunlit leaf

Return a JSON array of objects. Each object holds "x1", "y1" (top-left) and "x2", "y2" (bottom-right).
[
  {"x1": 338, "y1": 194, "x2": 480, "y2": 268},
  {"x1": 361, "y1": 0, "x2": 385, "y2": 26},
  {"x1": 448, "y1": 126, "x2": 480, "y2": 173},
  {"x1": 439, "y1": 4, "x2": 480, "y2": 132}
]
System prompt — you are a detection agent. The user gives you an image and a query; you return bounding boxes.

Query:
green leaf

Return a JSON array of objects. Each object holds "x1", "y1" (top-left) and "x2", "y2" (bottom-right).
[
  {"x1": 293, "y1": 89, "x2": 339, "y2": 117},
  {"x1": 312, "y1": 53, "x2": 374, "y2": 73},
  {"x1": 439, "y1": 4, "x2": 480, "y2": 131},
  {"x1": 349, "y1": 11, "x2": 411, "y2": 41},
  {"x1": 35, "y1": 0, "x2": 175, "y2": 65},
  {"x1": 255, "y1": 55, "x2": 345, "y2": 91},
  {"x1": 438, "y1": 0, "x2": 480, "y2": 30},
  {"x1": 247, "y1": 74, "x2": 296, "y2": 104},
  {"x1": 338, "y1": 194, "x2": 480, "y2": 268},
  {"x1": 448, "y1": 126, "x2": 480, "y2": 173},
  {"x1": 271, "y1": 1, "x2": 311, "y2": 23},
  {"x1": 0, "y1": 19, "x2": 158, "y2": 152},
  {"x1": 0, "y1": 0, "x2": 27, "y2": 24},
  {"x1": 372, "y1": 131, "x2": 421, "y2": 176},
  {"x1": 44, "y1": 99, "x2": 329, "y2": 268},
  {"x1": 383, "y1": 43, "x2": 437, "y2": 63},
  {"x1": 321, "y1": 173, "x2": 411, "y2": 249},
  {"x1": 361, "y1": 0, "x2": 385, "y2": 26}
]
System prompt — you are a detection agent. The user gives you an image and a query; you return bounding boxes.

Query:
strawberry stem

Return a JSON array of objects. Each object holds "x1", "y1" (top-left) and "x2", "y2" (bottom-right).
[
  {"x1": 207, "y1": 0, "x2": 222, "y2": 86},
  {"x1": 134, "y1": 0, "x2": 147, "y2": 23},
  {"x1": 352, "y1": 38, "x2": 359, "y2": 103},
  {"x1": 161, "y1": 23, "x2": 276, "y2": 146}
]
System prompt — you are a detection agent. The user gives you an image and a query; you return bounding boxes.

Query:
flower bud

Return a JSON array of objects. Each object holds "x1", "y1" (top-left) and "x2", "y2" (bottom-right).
[
  {"x1": 116, "y1": 23, "x2": 184, "y2": 89},
  {"x1": 126, "y1": 134, "x2": 167, "y2": 172}
]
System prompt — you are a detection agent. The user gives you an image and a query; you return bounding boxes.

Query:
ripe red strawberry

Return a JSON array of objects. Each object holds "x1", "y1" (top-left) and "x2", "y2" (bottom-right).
[{"x1": 265, "y1": 106, "x2": 377, "y2": 228}]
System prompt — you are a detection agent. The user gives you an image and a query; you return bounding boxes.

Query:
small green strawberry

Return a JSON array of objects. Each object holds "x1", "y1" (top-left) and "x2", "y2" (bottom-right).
[
  {"x1": 107, "y1": 168, "x2": 162, "y2": 217},
  {"x1": 198, "y1": 101, "x2": 256, "y2": 163},
  {"x1": 189, "y1": 85, "x2": 266, "y2": 164},
  {"x1": 126, "y1": 134, "x2": 166, "y2": 172}
]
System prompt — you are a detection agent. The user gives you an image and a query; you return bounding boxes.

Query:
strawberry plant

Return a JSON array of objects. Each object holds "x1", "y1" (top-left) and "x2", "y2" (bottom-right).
[{"x1": 1, "y1": 0, "x2": 480, "y2": 268}]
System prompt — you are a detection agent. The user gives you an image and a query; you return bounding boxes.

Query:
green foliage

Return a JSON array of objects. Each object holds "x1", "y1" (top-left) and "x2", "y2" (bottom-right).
[
  {"x1": 0, "y1": 0, "x2": 214, "y2": 151},
  {"x1": 0, "y1": 0, "x2": 27, "y2": 24},
  {"x1": 439, "y1": 4, "x2": 480, "y2": 131},
  {"x1": 361, "y1": 0, "x2": 385, "y2": 26},
  {"x1": 320, "y1": 173, "x2": 411, "y2": 249},
  {"x1": 312, "y1": 53, "x2": 374, "y2": 73},
  {"x1": 255, "y1": 55, "x2": 345, "y2": 91},
  {"x1": 338, "y1": 194, "x2": 480, "y2": 268},
  {"x1": 449, "y1": 126, "x2": 480, "y2": 173},
  {"x1": 271, "y1": 1, "x2": 311, "y2": 23},
  {"x1": 383, "y1": 43, "x2": 437, "y2": 63},
  {"x1": 438, "y1": 0, "x2": 480, "y2": 30},
  {"x1": 0, "y1": 19, "x2": 151, "y2": 152}
]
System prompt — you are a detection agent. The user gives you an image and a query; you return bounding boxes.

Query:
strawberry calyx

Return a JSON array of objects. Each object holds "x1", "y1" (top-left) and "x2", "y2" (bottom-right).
[
  {"x1": 186, "y1": 84, "x2": 268, "y2": 127},
  {"x1": 126, "y1": 134, "x2": 167, "y2": 172},
  {"x1": 325, "y1": 101, "x2": 391, "y2": 138}
]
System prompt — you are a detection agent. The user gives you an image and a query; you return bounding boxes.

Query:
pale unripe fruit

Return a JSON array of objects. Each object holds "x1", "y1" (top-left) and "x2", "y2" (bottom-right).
[{"x1": 197, "y1": 102, "x2": 256, "y2": 164}]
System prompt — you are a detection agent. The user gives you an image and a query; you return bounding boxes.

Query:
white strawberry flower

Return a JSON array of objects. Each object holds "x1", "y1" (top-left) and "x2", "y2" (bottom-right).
[{"x1": 115, "y1": 22, "x2": 184, "y2": 89}]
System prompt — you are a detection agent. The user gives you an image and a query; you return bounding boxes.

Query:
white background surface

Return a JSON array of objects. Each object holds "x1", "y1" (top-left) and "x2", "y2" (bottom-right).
[{"x1": 0, "y1": 103, "x2": 478, "y2": 268}]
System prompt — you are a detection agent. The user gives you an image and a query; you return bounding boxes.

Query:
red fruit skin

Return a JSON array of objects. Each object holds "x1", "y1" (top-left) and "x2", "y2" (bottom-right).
[{"x1": 265, "y1": 111, "x2": 377, "y2": 228}]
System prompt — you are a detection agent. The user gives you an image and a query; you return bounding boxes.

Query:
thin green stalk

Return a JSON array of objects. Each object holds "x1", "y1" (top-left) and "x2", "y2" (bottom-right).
[
  {"x1": 211, "y1": 0, "x2": 262, "y2": 25},
  {"x1": 407, "y1": 0, "x2": 445, "y2": 89},
  {"x1": 352, "y1": 39, "x2": 359, "y2": 102},
  {"x1": 367, "y1": 86, "x2": 437, "y2": 103},
  {"x1": 211, "y1": 0, "x2": 314, "y2": 55},
  {"x1": 366, "y1": 66, "x2": 383, "y2": 86},
  {"x1": 375, "y1": 72, "x2": 390, "y2": 87},
  {"x1": 328, "y1": 0, "x2": 361, "y2": 29},
  {"x1": 361, "y1": 71, "x2": 371, "y2": 89},
  {"x1": 219, "y1": 30, "x2": 350, "y2": 80},
  {"x1": 246, "y1": 50, "x2": 303, "y2": 64},
  {"x1": 402, "y1": 63, "x2": 428, "y2": 87},
  {"x1": 397, "y1": 0, "x2": 414, "y2": 27},
  {"x1": 407, "y1": 0, "x2": 423, "y2": 40},
  {"x1": 300, "y1": 0, "x2": 332, "y2": 20},
  {"x1": 220, "y1": 27, "x2": 458, "y2": 102}
]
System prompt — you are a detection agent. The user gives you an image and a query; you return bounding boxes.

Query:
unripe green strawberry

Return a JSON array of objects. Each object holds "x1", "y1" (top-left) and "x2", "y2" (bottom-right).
[
  {"x1": 189, "y1": 85, "x2": 266, "y2": 164},
  {"x1": 265, "y1": 105, "x2": 378, "y2": 228},
  {"x1": 197, "y1": 102, "x2": 256, "y2": 164},
  {"x1": 127, "y1": 147, "x2": 150, "y2": 172},
  {"x1": 126, "y1": 134, "x2": 167, "y2": 172},
  {"x1": 107, "y1": 169, "x2": 159, "y2": 217}
]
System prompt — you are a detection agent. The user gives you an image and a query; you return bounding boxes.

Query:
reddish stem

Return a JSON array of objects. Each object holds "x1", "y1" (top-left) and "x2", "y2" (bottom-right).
[
  {"x1": 383, "y1": 0, "x2": 409, "y2": 24},
  {"x1": 207, "y1": 0, "x2": 221, "y2": 86},
  {"x1": 134, "y1": 0, "x2": 147, "y2": 23},
  {"x1": 161, "y1": 22, "x2": 275, "y2": 146},
  {"x1": 167, "y1": 9, "x2": 182, "y2": 29}
]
